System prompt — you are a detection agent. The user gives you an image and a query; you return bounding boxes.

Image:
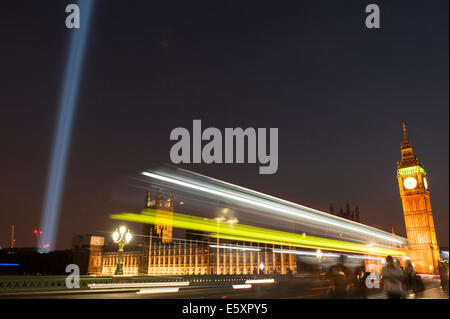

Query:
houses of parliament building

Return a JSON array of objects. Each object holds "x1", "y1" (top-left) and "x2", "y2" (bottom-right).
[
  {"x1": 73, "y1": 191, "x2": 298, "y2": 276},
  {"x1": 71, "y1": 125, "x2": 442, "y2": 276}
]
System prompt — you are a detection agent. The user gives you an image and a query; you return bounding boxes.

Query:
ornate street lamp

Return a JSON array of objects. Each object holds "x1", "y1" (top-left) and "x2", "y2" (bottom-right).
[{"x1": 112, "y1": 226, "x2": 132, "y2": 276}]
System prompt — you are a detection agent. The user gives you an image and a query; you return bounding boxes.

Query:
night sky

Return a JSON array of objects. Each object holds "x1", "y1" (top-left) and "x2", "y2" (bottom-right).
[{"x1": 0, "y1": 0, "x2": 448, "y2": 250}]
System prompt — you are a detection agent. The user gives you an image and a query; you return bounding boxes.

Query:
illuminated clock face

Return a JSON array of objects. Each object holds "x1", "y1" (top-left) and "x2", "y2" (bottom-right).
[
  {"x1": 423, "y1": 177, "x2": 428, "y2": 189},
  {"x1": 403, "y1": 177, "x2": 417, "y2": 190}
]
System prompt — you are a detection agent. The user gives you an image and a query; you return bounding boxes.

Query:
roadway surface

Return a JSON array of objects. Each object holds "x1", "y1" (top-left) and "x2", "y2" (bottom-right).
[{"x1": 1, "y1": 278, "x2": 447, "y2": 299}]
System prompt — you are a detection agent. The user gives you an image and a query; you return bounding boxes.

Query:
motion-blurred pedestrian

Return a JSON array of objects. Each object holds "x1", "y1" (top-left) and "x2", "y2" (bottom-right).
[
  {"x1": 286, "y1": 267, "x2": 293, "y2": 279},
  {"x1": 413, "y1": 273, "x2": 425, "y2": 297},
  {"x1": 273, "y1": 269, "x2": 278, "y2": 277},
  {"x1": 353, "y1": 264, "x2": 369, "y2": 299},
  {"x1": 438, "y1": 262, "x2": 449, "y2": 292},
  {"x1": 325, "y1": 255, "x2": 353, "y2": 299},
  {"x1": 395, "y1": 259, "x2": 407, "y2": 298},
  {"x1": 404, "y1": 260, "x2": 416, "y2": 296},
  {"x1": 382, "y1": 255, "x2": 405, "y2": 299}
]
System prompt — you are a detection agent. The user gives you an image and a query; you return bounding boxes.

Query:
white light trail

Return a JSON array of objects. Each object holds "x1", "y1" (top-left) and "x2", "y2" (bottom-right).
[
  {"x1": 88, "y1": 282, "x2": 189, "y2": 289},
  {"x1": 272, "y1": 248, "x2": 405, "y2": 261},
  {"x1": 345, "y1": 255, "x2": 385, "y2": 261},
  {"x1": 233, "y1": 284, "x2": 252, "y2": 289},
  {"x1": 272, "y1": 248, "x2": 339, "y2": 258},
  {"x1": 142, "y1": 171, "x2": 406, "y2": 244},
  {"x1": 137, "y1": 287, "x2": 180, "y2": 294},
  {"x1": 245, "y1": 279, "x2": 275, "y2": 284},
  {"x1": 209, "y1": 244, "x2": 261, "y2": 252},
  {"x1": 178, "y1": 168, "x2": 407, "y2": 242}
]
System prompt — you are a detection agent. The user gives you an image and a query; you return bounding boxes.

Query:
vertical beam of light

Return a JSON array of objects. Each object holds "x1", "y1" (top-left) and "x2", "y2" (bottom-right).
[{"x1": 39, "y1": 0, "x2": 94, "y2": 252}]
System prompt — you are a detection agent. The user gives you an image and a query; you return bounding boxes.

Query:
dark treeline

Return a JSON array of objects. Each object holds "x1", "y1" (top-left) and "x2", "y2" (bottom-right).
[{"x1": 0, "y1": 248, "x2": 73, "y2": 275}]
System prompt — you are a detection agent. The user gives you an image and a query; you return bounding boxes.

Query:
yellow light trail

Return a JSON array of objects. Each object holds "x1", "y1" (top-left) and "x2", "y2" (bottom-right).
[
  {"x1": 110, "y1": 209, "x2": 405, "y2": 257},
  {"x1": 141, "y1": 170, "x2": 406, "y2": 245}
]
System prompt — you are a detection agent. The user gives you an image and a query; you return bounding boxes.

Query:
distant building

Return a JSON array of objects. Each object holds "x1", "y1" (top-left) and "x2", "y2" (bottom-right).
[
  {"x1": 329, "y1": 202, "x2": 361, "y2": 223},
  {"x1": 72, "y1": 234, "x2": 105, "y2": 275}
]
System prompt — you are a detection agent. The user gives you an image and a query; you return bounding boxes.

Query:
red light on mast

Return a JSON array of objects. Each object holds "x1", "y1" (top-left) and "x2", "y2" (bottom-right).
[{"x1": 33, "y1": 229, "x2": 42, "y2": 249}]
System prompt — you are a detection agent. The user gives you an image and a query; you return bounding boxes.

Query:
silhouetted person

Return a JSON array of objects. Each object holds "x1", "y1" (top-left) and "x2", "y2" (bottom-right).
[
  {"x1": 382, "y1": 255, "x2": 405, "y2": 299},
  {"x1": 438, "y1": 262, "x2": 449, "y2": 292},
  {"x1": 325, "y1": 255, "x2": 352, "y2": 299},
  {"x1": 353, "y1": 264, "x2": 369, "y2": 299},
  {"x1": 286, "y1": 268, "x2": 293, "y2": 279},
  {"x1": 414, "y1": 273, "x2": 425, "y2": 298},
  {"x1": 395, "y1": 259, "x2": 407, "y2": 298},
  {"x1": 403, "y1": 260, "x2": 423, "y2": 297}
]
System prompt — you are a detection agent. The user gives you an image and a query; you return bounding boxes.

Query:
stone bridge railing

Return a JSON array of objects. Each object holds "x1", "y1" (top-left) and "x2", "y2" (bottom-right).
[{"x1": 0, "y1": 274, "x2": 281, "y2": 293}]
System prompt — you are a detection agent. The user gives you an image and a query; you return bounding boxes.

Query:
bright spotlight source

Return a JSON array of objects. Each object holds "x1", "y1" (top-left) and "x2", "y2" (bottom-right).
[{"x1": 119, "y1": 226, "x2": 126, "y2": 234}]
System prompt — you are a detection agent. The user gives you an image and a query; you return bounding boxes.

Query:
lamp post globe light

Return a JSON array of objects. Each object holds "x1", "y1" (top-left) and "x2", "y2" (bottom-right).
[{"x1": 112, "y1": 226, "x2": 132, "y2": 276}]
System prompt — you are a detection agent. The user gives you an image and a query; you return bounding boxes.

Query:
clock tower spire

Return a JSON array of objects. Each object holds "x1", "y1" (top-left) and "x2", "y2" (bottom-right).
[
  {"x1": 396, "y1": 124, "x2": 440, "y2": 274},
  {"x1": 399, "y1": 123, "x2": 419, "y2": 168}
]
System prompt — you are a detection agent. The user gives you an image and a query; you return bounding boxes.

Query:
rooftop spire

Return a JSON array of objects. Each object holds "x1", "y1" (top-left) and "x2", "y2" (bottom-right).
[
  {"x1": 398, "y1": 123, "x2": 419, "y2": 168},
  {"x1": 145, "y1": 191, "x2": 151, "y2": 208},
  {"x1": 401, "y1": 123, "x2": 412, "y2": 150}
]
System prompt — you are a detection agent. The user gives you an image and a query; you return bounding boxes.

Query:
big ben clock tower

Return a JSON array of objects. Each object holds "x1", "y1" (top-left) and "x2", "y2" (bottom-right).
[{"x1": 397, "y1": 124, "x2": 440, "y2": 274}]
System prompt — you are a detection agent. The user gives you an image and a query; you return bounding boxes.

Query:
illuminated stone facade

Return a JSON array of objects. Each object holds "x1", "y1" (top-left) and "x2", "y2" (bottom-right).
[
  {"x1": 101, "y1": 250, "x2": 142, "y2": 276},
  {"x1": 97, "y1": 240, "x2": 297, "y2": 276},
  {"x1": 86, "y1": 191, "x2": 297, "y2": 276},
  {"x1": 146, "y1": 240, "x2": 297, "y2": 275},
  {"x1": 397, "y1": 124, "x2": 440, "y2": 274}
]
